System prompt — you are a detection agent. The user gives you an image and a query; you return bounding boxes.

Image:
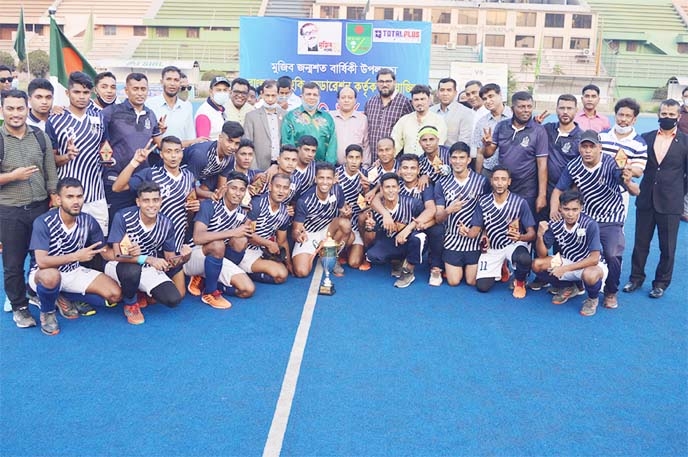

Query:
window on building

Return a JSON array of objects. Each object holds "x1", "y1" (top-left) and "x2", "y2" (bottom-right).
[
  {"x1": 458, "y1": 10, "x2": 478, "y2": 25},
  {"x1": 486, "y1": 10, "x2": 507, "y2": 26},
  {"x1": 545, "y1": 13, "x2": 564, "y2": 28},
  {"x1": 572, "y1": 14, "x2": 592, "y2": 29},
  {"x1": 403, "y1": 8, "x2": 423, "y2": 21},
  {"x1": 33, "y1": 24, "x2": 45, "y2": 36},
  {"x1": 186, "y1": 27, "x2": 199, "y2": 39},
  {"x1": 457, "y1": 33, "x2": 477, "y2": 46},
  {"x1": 570, "y1": 37, "x2": 590, "y2": 50},
  {"x1": 156, "y1": 27, "x2": 169, "y2": 38},
  {"x1": 433, "y1": 33, "x2": 450, "y2": 45},
  {"x1": 544, "y1": 36, "x2": 563, "y2": 49},
  {"x1": 626, "y1": 41, "x2": 638, "y2": 52},
  {"x1": 515, "y1": 35, "x2": 535, "y2": 48},
  {"x1": 516, "y1": 12, "x2": 537, "y2": 27},
  {"x1": 0, "y1": 26, "x2": 11, "y2": 40},
  {"x1": 347, "y1": 7, "x2": 365, "y2": 20},
  {"x1": 678, "y1": 43, "x2": 688, "y2": 54},
  {"x1": 104, "y1": 25, "x2": 117, "y2": 36},
  {"x1": 432, "y1": 9, "x2": 451, "y2": 24},
  {"x1": 133, "y1": 26, "x2": 147, "y2": 37},
  {"x1": 374, "y1": 7, "x2": 394, "y2": 20},
  {"x1": 321, "y1": 6, "x2": 340, "y2": 18},
  {"x1": 485, "y1": 34, "x2": 505, "y2": 47}
]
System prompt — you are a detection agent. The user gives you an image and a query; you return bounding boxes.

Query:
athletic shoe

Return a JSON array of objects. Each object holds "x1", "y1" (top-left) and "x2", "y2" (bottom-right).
[
  {"x1": 56, "y1": 295, "x2": 79, "y2": 320},
  {"x1": 500, "y1": 261, "x2": 510, "y2": 282},
  {"x1": 580, "y1": 297, "x2": 599, "y2": 316},
  {"x1": 333, "y1": 262, "x2": 345, "y2": 277},
  {"x1": 136, "y1": 292, "x2": 155, "y2": 309},
  {"x1": 358, "y1": 260, "x2": 371, "y2": 271},
  {"x1": 3, "y1": 296, "x2": 11, "y2": 313},
  {"x1": 75, "y1": 301, "x2": 97, "y2": 317},
  {"x1": 201, "y1": 290, "x2": 232, "y2": 309},
  {"x1": 187, "y1": 275, "x2": 203, "y2": 296},
  {"x1": 394, "y1": 269, "x2": 415, "y2": 288},
  {"x1": 40, "y1": 311, "x2": 60, "y2": 335},
  {"x1": 551, "y1": 284, "x2": 582, "y2": 305},
  {"x1": 512, "y1": 280, "x2": 527, "y2": 299},
  {"x1": 391, "y1": 260, "x2": 402, "y2": 278},
  {"x1": 603, "y1": 293, "x2": 618, "y2": 309},
  {"x1": 429, "y1": 268, "x2": 443, "y2": 287},
  {"x1": 13, "y1": 307, "x2": 36, "y2": 328},
  {"x1": 548, "y1": 286, "x2": 559, "y2": 295},
  {"x1": 123, "y1": 304, "x2": 145, "y2": 325},
  {"x1": 104, "y1": 299, "x2": 118, "y2": 308},
  {"x1": 28, "y1": 294, "x2": 40, "y2": 308},
  {"x1": 528, "y1": 279, "x2": 550, "y2": 291}
]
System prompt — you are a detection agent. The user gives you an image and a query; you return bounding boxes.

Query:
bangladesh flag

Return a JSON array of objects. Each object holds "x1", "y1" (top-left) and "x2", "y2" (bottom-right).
[
  {"x1": 49, "y1": 15, "x2": 96, "y2": 87},
  {"x1": 14, "y1": 7, "x2": 26, "y2": 62}
]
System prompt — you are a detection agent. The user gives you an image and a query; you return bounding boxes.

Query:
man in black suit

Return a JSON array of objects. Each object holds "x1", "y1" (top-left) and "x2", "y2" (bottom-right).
[{"x1": 623, "y1": 99, "x2": 688, "y2": 298}]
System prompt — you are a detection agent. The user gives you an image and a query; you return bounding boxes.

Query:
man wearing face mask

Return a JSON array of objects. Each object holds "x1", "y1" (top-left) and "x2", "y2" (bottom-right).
[
  {"x1": 599, "y1": 98, "x2": 647, "y2": 218},
  {"x1": 244, "y1": 80, "x2": 285, "y2": 170},
  {"x1": 92, "y1": 72, "x2": 118, "y2": 111},
  {"x1": 276, "y1": 76, "x2": 302, "y2": 112},
  {"x1": 195, "y1": 76, "x2": 231, "y2": 140},
  {"x1": 678, "y1": 87, "x2": 688, "y2": 222},
  {"x1": 623, "y1": 99, "x2": 688, "y2": 299}
]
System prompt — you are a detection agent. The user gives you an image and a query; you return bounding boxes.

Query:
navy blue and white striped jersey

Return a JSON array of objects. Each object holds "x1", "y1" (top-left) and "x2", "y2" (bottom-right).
[
  {"x1": 555, "y1": 154, "x2": 625, "y2": 225},
  {"x1": 183, "y1": 141, "x2": 233, "y2": 190},
  {"x1": 399, "y1": 182, "x2": 435, "y2": 203},
  {"x1": 371, "y1": 195, "x2": 424, "y2": 238},
  {"x1": 418, "y1": 145, "x2": 451, "y2": 183},
  {"x1": 335, "y1": 164, "x2": 367, "y2": 230},
  {"x1": 246, "y1": 194, "x2": 291, "y2": 250},
  {"x1": 46, "y1": 106, "x2": 106, "y2": 203},
  {"x1": 130, "y1": 165, "x2": 196, "y2": 252},
  {"x1": 294, "y1": 184, "x2": 345, "y2": 232},
  {"x1": 30, "y1": 209, "x2": 104, "y2": 273},
  {"x1": 543, "y1": 212, "x2": 603, "y2": 263},
  {"x1": 292, "y1": 162, "x2": 316, "y2": 197},
  {"x1": 435, "y1": 171, "x2": 489, "y2": 251},
  {"x1": 365, "y1": 161, "x2": 398, "y2": 187},
  {"x1": 108, "y1": 206, "x2": 176, "y2": 263},
  {"x1": 193, "y1": 199, "x2": 248, "y2": 246},
  {"x1": 599, "y1": 127, "x2": 648, "y2": 174},
  {"x1": 471, "y1": 192, "x2": 535, "y2": 250}
]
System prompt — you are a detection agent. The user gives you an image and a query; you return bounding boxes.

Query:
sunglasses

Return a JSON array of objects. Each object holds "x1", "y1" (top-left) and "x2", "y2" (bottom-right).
[
  {"x1": 0, "y1": 77, "x2": 14, "y2": 84},
  {"x1": 179, "y1": 85, "x2": 191, "y2": 91}
]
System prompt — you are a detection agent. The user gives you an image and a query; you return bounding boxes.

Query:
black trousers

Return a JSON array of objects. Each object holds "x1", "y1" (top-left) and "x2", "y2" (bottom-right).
[
  {"x1": 0, "y1": 200, "x2": 49, "y2": 310},
  {"x1": 630, "y1": 208, "x2": 681, "y2": 289}
]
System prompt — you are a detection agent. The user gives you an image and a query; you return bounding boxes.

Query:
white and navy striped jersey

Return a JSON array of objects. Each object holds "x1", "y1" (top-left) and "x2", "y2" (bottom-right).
[
  {"x1": 294, "y1": 185, "x2": 345, "y2": 233},
  {"x1": 336, "y1": 164, "x2": 367, "y2": 231},
  {"x1": 599, "y1": 128, "x2": 648, "y2": 174},
  {"x1": 371, "y1": 195, "x2": 424, "y2": 238},
  {"x1": 183, "y1": 141, "x2": 233, "y2": 189},
  {"x1": 130, "y1": 166, "x2": 196, "y2": 252},
  {"x1": 543, "y1": 212, "x2": 603, "y2": 263},
  {"x1": 471, "y1": 192, "x2": 535, "y2": 250},
  {"x1": 556, "y1": 154, "x2": 625, "y2": 225},
  {"x1": 108, "y1": 206, "x2": 176, "y2": 263},
  {"x1": 193, "y1": 199, "x2": 248, "y2": 246},
  {"x1": 418, "y1": 145, "x2": 452, "y2": 183},
  {"x1": 399, "y1": 182, "x2": 435, "y2": 203},
  {"x1": 246, "y1": 194, "x2": 291, "y2": 250},
  {"x1": 46, "y1": 106, "x2": 106, "y2": 203},
  {"x1": 366, "y1": 161, "x2": 398, "y2": 187},
  {"x1": 292, "y1": 162, "x2": 316, "y2": 198},
  {"x1": 435, "y1": 171, "x2": 489, "y2": 251},
  {"x1": 30, "y1": 209, "x2": 104, "y2": 273}
]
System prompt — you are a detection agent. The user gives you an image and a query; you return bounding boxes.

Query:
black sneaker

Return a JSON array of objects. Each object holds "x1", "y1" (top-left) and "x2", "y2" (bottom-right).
[
  {"x1": 13, "y1": 307, "x2": 37, "y2": 328},
  {"x1": 40, "y1": 311, "x2": 60, "y2": 335},
  {"x1": 56, "y1": 295, "x2": 79, "y2": 319},
  {"x1": 75, "y1": 302, "x2": 97, "y2": 317},
  {"x1": 528, "y1": 279, "x2": 550, "y2": 291},
  {"x1": 394, "y1": 269, "x2": 416, "y2": 288}
]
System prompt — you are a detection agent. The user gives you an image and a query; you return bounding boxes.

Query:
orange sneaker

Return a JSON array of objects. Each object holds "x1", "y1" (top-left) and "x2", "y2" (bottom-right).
[
  {"x1": 500, "y1": 260, "x2": 510, "y2": 282},
  {"x1": 201, "y1": 290, "x2": 232, "y2": 309},
  {"x1": 187, "y1": 275, "x2": 203, "y2": 296},
  {"x1": 512, "y1": 280, "x2": 527, "y2": 299},
  {"x1": 357, "y1": 260, "x2": 371, "y2": 271},
  {"x1": 123, "y1": 304, "x2": 145, "y2": 325},
  {"x1": 136, "y1": 292, "x2": 155, "y2": 309}
]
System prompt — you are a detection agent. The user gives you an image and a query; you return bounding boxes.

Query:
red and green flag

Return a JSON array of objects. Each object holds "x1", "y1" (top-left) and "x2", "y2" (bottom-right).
[
  {"x1": 49, "y1": 15, "x2": 96, "y2": 87},
  {"x1": 14, "y1": 7, "x2": 26, "y2": 62}
]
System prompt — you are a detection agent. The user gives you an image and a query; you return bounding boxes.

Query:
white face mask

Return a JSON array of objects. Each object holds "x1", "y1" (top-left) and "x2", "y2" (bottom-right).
[
  {"x1": 683, "y1": 97, "x2": 688, "y2": 106},
  {"x1": 212, "y1": 91, "x2": 229, "y2": 106},
  {"x1": 614, "y1": 124, "x2": 633, "y2": 135}
]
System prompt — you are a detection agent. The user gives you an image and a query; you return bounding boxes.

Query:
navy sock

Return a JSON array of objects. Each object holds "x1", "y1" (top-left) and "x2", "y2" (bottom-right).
[
  {"x1": 62, "y1": 292, "x2": 104, "y2": 308},
  {"x1": 586, "y1": 279, "x2": 602, "y2": 298},
  {"x1": 249, "y1": 272, "x2": 276, "y2": 284},
  {"x1": 218, "y1": 283, "x2": 237, "y2": 296},
  {"x1": 204, "y1": 256, "x2": 223, "y2": 294},
  {"x1": 36, "y1": 283, "x2": 60, "y2": 313}
]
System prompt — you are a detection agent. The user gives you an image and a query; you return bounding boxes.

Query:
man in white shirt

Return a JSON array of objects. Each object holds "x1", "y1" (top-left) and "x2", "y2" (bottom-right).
[
  {"x1": 148, "y1": 66, "x2": 198, "y2": 148},
  {"x1": 332, "y1": 86, "x2": 369, "y2": 165},
  {"x1": 430, "y1": 78, "x2": 473, "y2": 147},
  {"x1": 391, "y1": 85, "x2": 447, "y2": 156}
]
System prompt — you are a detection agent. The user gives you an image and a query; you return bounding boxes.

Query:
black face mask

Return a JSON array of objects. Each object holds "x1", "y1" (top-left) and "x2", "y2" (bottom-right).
[
  {"x1": 96, "y1": 95, "x2": 115, "y2": 108},
  {"x1": 658, "y1": 117, "x2": 678, "y2": 130}
]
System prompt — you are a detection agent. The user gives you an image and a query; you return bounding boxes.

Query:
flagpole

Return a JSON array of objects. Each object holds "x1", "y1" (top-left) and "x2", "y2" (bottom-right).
[{"x1": 24, "y1": 5, "x2": 30, "y2": 78}]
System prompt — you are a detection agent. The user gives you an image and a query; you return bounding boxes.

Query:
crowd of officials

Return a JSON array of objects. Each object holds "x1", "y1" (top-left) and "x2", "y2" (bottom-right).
[{"x1": 0, "y1": 63, "x2": 686, "y2": 336}]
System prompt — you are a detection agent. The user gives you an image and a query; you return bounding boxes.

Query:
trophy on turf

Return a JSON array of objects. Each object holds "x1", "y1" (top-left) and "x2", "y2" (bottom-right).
[{"x1": 318, "y1": 233, "x2": 338, "y2": 296}]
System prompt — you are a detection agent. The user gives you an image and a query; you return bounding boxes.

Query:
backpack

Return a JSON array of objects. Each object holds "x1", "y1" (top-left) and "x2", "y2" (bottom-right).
[{"x1": 0, "y1": 125, "x2": 48, "y2": 163}]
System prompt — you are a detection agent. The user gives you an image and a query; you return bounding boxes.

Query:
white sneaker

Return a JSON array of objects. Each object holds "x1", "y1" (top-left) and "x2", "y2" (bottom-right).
[
  {"x1": 3, "y1": 296, "x2": 11, "y2": 313},
  {"x1": 429, "y1": 268, "x2": 443, "y2": 287}
]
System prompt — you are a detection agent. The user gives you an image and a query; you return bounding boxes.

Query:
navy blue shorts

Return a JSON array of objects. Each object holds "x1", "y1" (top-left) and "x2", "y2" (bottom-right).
[{"x1": 442, "y1": 249, "x2": 480, "y2": 267}]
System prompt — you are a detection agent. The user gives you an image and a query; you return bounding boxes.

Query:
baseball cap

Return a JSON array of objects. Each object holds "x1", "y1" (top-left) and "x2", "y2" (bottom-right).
[
  {"x1": 210, "y1": 76, "x2": 231, "y2": 88},
  {"x1": 578, "y1": 129, "x2": 601, "y2": 145}
]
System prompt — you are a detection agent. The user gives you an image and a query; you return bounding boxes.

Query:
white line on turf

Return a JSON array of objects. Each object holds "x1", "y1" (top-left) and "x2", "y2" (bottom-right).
[{"x1": 263, "y1": 261, "x2": 323, "y2": 457}]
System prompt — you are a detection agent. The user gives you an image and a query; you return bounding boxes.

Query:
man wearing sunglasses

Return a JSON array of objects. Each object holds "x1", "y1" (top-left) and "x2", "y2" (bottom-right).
[
  {"x1": 148, "y1": 66, "x2": 201, "y2": 148},
  {"x1": 0, "y1": 65, "x2": 15, "y2": 127},
  {"x1": 177, "y1": 73, "x2": 191, "y2": 102},
  {"x1": 225, "y1": 77, "x2": 254, "y2": 126}
]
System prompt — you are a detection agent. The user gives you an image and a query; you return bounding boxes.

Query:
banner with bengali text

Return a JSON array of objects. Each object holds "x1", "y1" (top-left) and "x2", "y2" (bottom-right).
[{"x1": 240, "y1": 17, "x2": 431, "y2": 110}]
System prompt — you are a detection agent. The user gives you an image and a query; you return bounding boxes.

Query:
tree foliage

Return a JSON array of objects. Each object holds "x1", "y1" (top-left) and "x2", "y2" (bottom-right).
[{"x1": 17, "y1": 50, "x2": 49, "y2": 78}]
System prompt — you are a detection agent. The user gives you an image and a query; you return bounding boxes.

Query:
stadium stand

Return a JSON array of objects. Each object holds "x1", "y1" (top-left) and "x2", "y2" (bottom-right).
[{"x1": 264, "y1": 0, "x2": 314, "y2": 18}]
